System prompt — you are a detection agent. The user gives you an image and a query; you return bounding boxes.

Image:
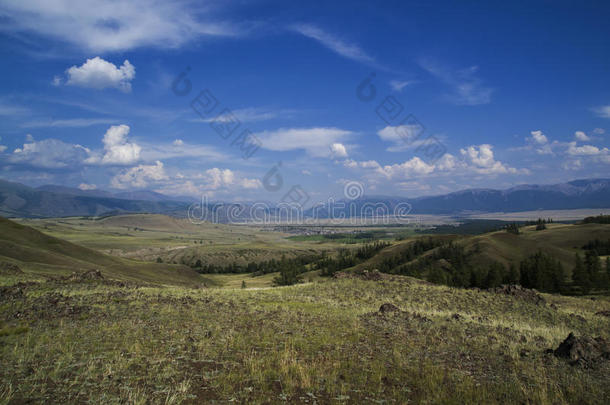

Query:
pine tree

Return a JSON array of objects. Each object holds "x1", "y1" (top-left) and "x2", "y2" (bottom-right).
[
  {"x1": 506, "y1": 263, "x2": 520, "y2": 284},
  {"x1": 572, "y1": 253, "x2": 591, "y2": 295},
  {"x1": 485, "y1": 262, "x2": 504, "y2": 288}
]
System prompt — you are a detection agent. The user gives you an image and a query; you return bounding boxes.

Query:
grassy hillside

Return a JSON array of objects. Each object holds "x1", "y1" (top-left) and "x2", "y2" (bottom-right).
[
  {"x1": 0, "y1": 217, "x2": 204, "y2": 287},
  {"x1": 1, "y1": 274, "x2": 608, "y2": 403},
  {"x1": 350, "y1": 223, "x2": 610, "y2": 278}
]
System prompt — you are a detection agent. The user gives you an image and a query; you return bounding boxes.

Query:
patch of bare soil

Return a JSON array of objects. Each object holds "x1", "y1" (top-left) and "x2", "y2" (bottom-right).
[
  {"x1": 488, "y1": 284, "x2": 546, "y2": 305},
  {"x1": 551, "y1": 333, "x2": 610, "y2": 367}
]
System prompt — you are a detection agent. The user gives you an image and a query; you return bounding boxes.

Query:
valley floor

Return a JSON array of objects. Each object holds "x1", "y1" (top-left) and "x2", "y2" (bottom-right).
[{"x1": 1, "y1": 274, "x2": 609, "y2": 404}]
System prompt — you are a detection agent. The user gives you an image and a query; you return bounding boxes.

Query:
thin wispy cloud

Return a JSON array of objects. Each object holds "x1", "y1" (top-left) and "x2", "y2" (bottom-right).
[
  {"x1": 189, "y1": 107, "x2": 298, "y2": 124},
  {"x1": 255, "y1": 127, "x2": 352, "y2": 157},
  {"x1": 20, "y1": 118, "x2": 119, "y2": 128},
  {"x1": 290, "y1": 24, "x2": 376, "y2": 65},
  {"x1": 592, "y1": 105, "x2": 610, "y2": 119},
  {"x1": 389, "y1": 80, "x2": 415, "y2": 92},
  {"x1": 0, "y1": 0, "x2": 241, "y2": 52},
  {"x1": 419, "y1": 60, "x2": 493, "y2": 105}
]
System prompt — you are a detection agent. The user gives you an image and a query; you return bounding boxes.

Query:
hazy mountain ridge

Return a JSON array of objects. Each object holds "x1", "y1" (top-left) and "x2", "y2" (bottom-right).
[{"x1": 1, "y1": 178, "x2": 609, "y2": 218}]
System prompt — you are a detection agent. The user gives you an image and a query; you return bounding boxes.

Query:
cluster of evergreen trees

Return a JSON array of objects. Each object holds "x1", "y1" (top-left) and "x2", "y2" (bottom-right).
[
  {"x1": 192, "y1": 255, "x2": 320, "y2": 275},
  {"x1": 582, "y1": 239, "x2": 610, "y2": 255},
  {"x1": 582, "y1": 214, "x2": 610, "y2": 224},
  {"x1": 505, "y1": 223, "x2": 521, "y2": 234},
  {"x1": 375, "y1": 238, "x2": 447, "y2": 273},
  {"x1": 519, "y1": 252, "x2": 565, "y2": 292},
  {"x1": 572, "y1": 250, "x2": 610, "y2": 294},
  {"x1": 317, "y1": 241, "x2": 391, "y2": 276}
]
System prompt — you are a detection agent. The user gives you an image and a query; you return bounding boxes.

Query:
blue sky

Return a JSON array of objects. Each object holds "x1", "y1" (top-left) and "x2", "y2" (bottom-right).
[{"x1": 0, "y1": 0, "x2": 609, "y2": 204}]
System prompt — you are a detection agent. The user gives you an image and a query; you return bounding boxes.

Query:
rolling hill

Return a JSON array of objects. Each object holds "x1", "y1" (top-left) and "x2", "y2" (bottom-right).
[
  {"x1": 0, "y1": 216, "x2": 203, "y2": 286},
  {"x1": 350, "y1": 222, "x2": 610, "y2": 280}
]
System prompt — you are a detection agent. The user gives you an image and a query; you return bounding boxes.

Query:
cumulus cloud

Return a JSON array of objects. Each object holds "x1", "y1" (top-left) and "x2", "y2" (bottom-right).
[
  {"x1": 0, "y1": 145, "x2": 7, "y2": 153},
  {"x1": 330, "y1": 143, "x2": 348, "y2": 158},
  {"x1": 290, "y1": 24, "x2": 375, "y2": 65},
  {"x1": 173, "y1": 139, "x2": 184, "y2": 146},
  {"x1": 65, "y1": 57, "x2": 135, "y2": 92},
  {"x1": 78, "y1": 183, "x2": 97, "y2": 190},
  {"x1": 460, "y1": 144, "x2": 519, "y2": 174},
  {"x1": 567, "y1": 142, "x2": 609, "y2": 156},
  {"x1": 9, "y1": 138, "x2": 91, "y2": 169},
  {"x1": 574, "y1": 131, "x2": 590, "y2": 142},
  {"x1": 0, "y1": 0, "x2": 239, "y2": 52},
  {"x1": 90, "y1": 124, "x2": 141, "y2": 165},
  {"x1": 256, "y1": 127, "x2": 352, "y2": 157},
  {"x1": 525, "y1": 130, "x2": 553, "y2": 155},
  {"x1": 111, "y1": 161, "x2": 168, "y2": 189},
  {"x1": 529, "y1": 130, "x2": 548, "y2": 145}
]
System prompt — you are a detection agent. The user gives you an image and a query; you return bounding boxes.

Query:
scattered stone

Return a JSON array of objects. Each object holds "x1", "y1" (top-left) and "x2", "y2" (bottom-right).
[
  {"x1": 450, "y1": 313, "x2": 463, "y2": 321},
  {"x1": 0, "y1": 262, "x2": 24, "y2": 275},
  {"x1": 333, "y1": 269, "x2": 389, "y2": 281},
  {"x1": 379, "y1": 303, "x2": 400, "y2": 313},
  {"x1": 67, "y1": 269, "x2": 104, "y2": 281},
  {"x1": 488, "y1": 284, "x2": 546, "y2": 305},
  {"x1": 0, "y1": 285, "x2": 25, "y2": 300},
  {"x1": 595, "y1": 310, "x2": 610, "y2": 317},
  {"x1": 552, "y1": 333, "x2": 610, "y2": 366}
]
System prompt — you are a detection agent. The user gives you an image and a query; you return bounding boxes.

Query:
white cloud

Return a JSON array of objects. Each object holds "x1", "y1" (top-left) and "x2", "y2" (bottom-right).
[
  {"x1": 90, "y1": 125, "x2": 141, "y2": 165},
  {"x1": 204, "y1": 168, "x2": 235, "y2": 190},
  {"x1": 0, "y1": 101, "x2": 29, "y2": 116},
  {"x1": 111, "y1": 161, "x2": 168, "y2": 189},
  {"x1": 0, "y1": 0, "x2": 239, "y2": 52},
  {"x1": 9, "y1": 138, "x2": 91, "y2": 169},
  {"x1": 21, "y1": 117, "x2": 119, "y2": 128},
  {"x1": 567, "y1": 142, "x2": 608, "y2": 156},
  {"x1": 140, "y1": 140, "x2": 227, "y2": 162},
  {"x1": 192, "y1": 107, "x2": 296, "y2": 124},
  {"x1": 65, "y1": 57, "x2": 135, "y2": 92},
  {"x1": 593, "y1": 128, "x2": 605, "y2": 135},
  {"x1": 574, "y1": 131, "x2": 590, "y2": 142},
  {"x1": 529, "y1": 130, "x2": 548, "y2": 145},
  {"x1": 390, "y1": 80, "x2": 415, "y2": 92},
  {"x1": 419, "y1": 61, "x2": 492, "y2": 105},
  {"x1": 256, "y1": 127, "x2": 352, "y2": 157},
  {"x1": 52, "y1": 76, "x2": 62, "y2": 86},
  {"x1": 524, "y1": 130, "x2": 553, "y2": 155},
  {"x1": 460, "y1": 144, "x2": 519, "y2": 174},
  {"x1": 78, "y1": 183, "x2": 97, "y2": 190},
  {"x1": 593, "y1": 105, "x2": 610, "y2": 119},
  {"x1": 377, "y1": 157, "x2": 436, "y2": 178},
  {"x1": 290, "y1": 24, "x2": 375, "y2": 65},
  {"x1": 0, "y1": 145, "x2": 7, "y2": 153},
  {"x1": 330, "y1": 143, "x2": 348, "y2": 158},
  {"x1": 377, "y1": 125, "x2": 427, "y2": 152},
  {"x1": 562, "y1": 159, "x2": 582, "y2": 171}
]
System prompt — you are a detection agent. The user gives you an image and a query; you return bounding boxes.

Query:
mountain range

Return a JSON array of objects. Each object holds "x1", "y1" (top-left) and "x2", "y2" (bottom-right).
[{"x1": 1, "y1": 178, "x2": 609, "y2": 219}]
